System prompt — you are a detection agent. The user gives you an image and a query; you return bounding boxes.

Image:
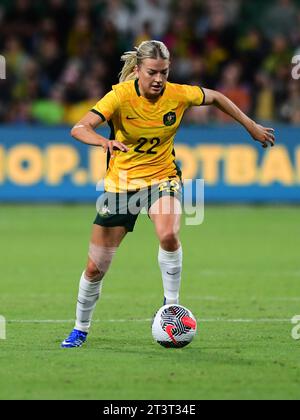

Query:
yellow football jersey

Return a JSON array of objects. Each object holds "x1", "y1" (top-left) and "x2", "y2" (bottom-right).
[{"x1": 92, "y1": 79, "x2": 205, "y2": 192}]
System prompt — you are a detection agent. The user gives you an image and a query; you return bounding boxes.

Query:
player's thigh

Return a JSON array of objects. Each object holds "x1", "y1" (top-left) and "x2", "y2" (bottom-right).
[
  {"x1": 149, "y1": 195, "x2": 182, "y2": 237},
  {"x1": 90, "y1": 224, "x2": 128, "y2": 248}
]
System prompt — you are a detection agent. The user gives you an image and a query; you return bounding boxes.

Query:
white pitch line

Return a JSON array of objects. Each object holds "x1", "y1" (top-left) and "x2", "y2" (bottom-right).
[
  {"x1": 3, "y1": 294, "x2": 300, "y2": 302},
  {"x1": 102, "y1": 295, "x2": 300, "y2": 302},
  {"x1": 6, "y1": 318, "x2": 291, "y2": 324},
  {"x1": 187, "y1": 297, "x2": 300, "y2": 302}
]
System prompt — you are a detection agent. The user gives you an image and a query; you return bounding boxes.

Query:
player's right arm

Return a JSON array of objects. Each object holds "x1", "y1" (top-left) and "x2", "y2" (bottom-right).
[{"x1": 71, "y1": 111, "x2": 129, "y2": 156}]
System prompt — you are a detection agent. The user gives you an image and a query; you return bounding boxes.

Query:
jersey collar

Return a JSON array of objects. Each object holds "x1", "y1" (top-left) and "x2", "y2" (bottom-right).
[
  {"x1": 134, "y1": 78, "x2": 141, "y2": 97},
  {"x1": 135, "y1": 79, "x2": 166, "y2": 98}
]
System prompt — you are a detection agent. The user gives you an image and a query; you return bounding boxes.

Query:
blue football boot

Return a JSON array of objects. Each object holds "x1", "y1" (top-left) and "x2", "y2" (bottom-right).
[{"x1": 61, "y1": 328, "x2": 88, "y2": 348}]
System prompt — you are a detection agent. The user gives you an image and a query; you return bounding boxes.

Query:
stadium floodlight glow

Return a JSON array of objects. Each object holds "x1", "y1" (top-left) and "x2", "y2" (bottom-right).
[
  {"x1": 0, "y1": 55, "x2": 6, "y2": 80},
  {"x1": 291, "y1": 55, "x2": 300, "y2": 80},
  {"x1": 0, "y1": 315, "x2": 6, "y2": 340}
]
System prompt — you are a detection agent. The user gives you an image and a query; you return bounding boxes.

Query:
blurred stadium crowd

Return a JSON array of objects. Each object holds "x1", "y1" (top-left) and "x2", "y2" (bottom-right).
[{"x1": 0, "y1": 0, "x2": 300, "y2": 126}]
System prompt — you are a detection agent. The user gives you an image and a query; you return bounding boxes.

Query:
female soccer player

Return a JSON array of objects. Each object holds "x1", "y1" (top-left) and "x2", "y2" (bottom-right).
[{"x1": 61, "y1": 40, "x2": 275, "y2": 348}]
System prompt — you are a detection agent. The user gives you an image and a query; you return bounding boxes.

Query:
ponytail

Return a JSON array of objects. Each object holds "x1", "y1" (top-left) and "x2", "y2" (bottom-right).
[{"x1": 119, "y1": 49, "x2": 138, "y2": 83}]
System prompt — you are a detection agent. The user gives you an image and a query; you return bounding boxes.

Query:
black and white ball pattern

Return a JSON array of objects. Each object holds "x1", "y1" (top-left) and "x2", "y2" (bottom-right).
[{"x1": 152, "y1": 304, "x2": 197, "y2": 348}]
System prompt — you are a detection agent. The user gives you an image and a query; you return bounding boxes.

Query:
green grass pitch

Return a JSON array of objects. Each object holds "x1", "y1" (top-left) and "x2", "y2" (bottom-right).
[{"x1": 0, "y1": 204, "x2": 299, "y2": 400}]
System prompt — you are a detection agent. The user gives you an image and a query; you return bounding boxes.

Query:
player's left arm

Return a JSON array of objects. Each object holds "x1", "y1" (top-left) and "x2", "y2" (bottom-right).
[{"x1": 202, "y1": 88, "x2": 275, "y2": 148}]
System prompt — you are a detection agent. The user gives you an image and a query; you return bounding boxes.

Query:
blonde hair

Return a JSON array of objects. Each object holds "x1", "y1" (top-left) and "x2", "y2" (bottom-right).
[{"x1": 119, "y1": 40, "x2": 170, "y2": 83}]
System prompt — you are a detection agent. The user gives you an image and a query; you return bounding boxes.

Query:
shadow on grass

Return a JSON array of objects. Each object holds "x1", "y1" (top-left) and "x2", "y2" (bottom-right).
[{"x1": 88, "y1": 336, "x2": 265, "y2": 368}]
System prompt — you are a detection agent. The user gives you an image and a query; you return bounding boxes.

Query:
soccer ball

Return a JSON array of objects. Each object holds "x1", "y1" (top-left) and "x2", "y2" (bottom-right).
[{"x1": 151, "y1": 304, "x2": 197, "y2": 348}]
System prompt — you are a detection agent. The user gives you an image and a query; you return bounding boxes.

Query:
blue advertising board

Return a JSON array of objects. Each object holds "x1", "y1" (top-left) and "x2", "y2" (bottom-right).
[{"x1": 0, "y1": 124, "x2": 299, "y2": 202}]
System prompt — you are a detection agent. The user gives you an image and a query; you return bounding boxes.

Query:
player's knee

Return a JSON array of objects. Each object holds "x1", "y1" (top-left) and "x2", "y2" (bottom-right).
[
  {"x1": 86, "y1": 244, "x2": 117, "y2": 282},
  {"x1": 159, "y1": 230, "x2": 180, "y2": 250},
  {"x1": 85, "y1": 260, "x2": 102, "y2": 282}
]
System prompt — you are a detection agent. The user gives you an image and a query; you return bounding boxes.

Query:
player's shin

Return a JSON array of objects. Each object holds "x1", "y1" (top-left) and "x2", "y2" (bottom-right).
[
  {"x1": 75, "y1": 271, "x2": 103, "y2": 332},
  {"x1": 75, "y1": 245, "x2": 117, "y2": 333},
  {"x1": 158, "y1": 245, "x2": 183, "y2": 305}
]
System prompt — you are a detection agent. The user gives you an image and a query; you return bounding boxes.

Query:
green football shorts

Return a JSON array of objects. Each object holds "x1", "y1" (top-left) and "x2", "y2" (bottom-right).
[{"x1": 94, "y1": 179, "x2": 182, "y2": 232}]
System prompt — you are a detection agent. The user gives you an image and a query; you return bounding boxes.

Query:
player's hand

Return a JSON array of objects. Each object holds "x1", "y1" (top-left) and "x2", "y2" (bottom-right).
[
  {"x1": 247, "y1": 122, "x2": 275, "y2": 149},
  {"x1": 101, "y1": 139, "x2": 129, "y2": 156}
]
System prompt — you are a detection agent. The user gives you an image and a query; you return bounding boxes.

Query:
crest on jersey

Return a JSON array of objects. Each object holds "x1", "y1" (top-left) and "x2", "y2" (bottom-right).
[{"x1": 163, "y1": 112, "x2": 176, "y2": 126}]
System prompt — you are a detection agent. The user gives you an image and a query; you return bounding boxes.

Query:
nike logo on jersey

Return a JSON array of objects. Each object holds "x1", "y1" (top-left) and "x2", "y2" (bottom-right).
[{"x1": 126, "y1": 116, "x2": 138, "y2": 120}]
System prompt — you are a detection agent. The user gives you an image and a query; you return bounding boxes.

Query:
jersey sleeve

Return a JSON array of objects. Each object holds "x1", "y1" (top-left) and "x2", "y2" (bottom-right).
[
  {"x1": 182, "y1": 85, "x2": 205, "y2": 107},
  {"x1": 91, "y1": 90, "x2": 119, "y2": 121}
]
